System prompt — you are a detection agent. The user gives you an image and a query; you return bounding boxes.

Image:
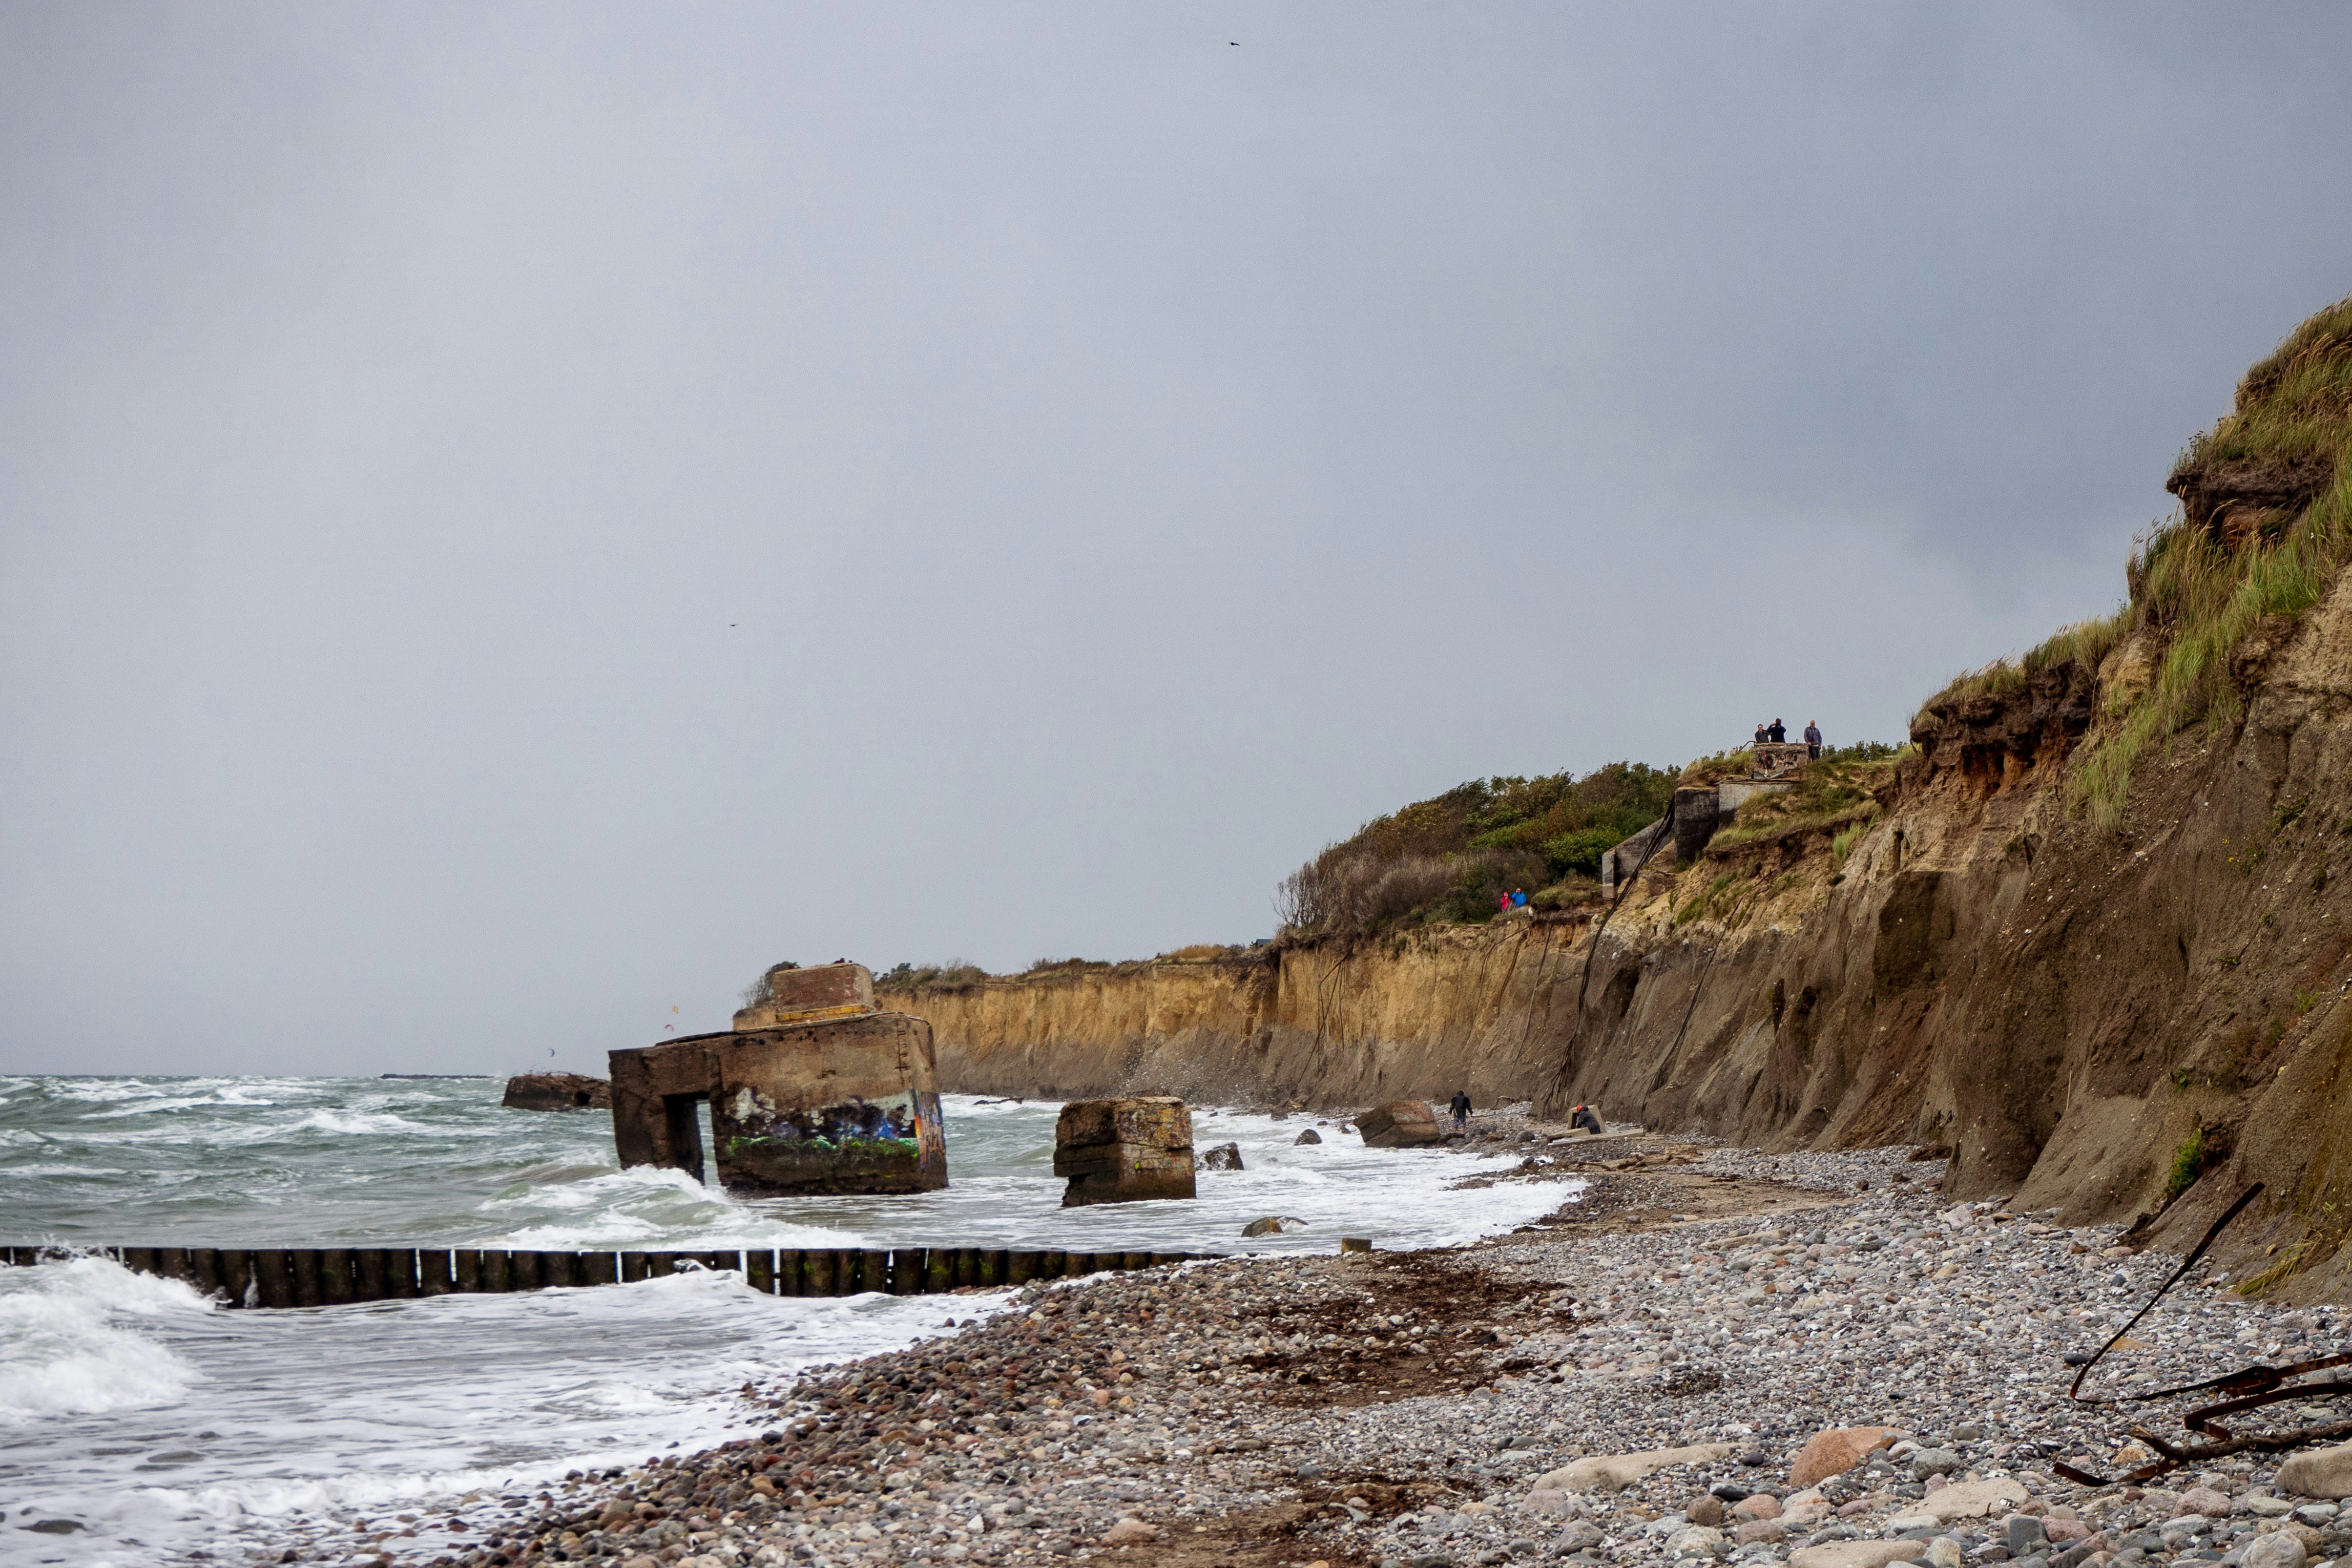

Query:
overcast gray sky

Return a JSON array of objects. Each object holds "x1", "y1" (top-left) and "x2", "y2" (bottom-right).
[{"x1": 4, "y1": 4, "x2": 2348, "y2": 1076}]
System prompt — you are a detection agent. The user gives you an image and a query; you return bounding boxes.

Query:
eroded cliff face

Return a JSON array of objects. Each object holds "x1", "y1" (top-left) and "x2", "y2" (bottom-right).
[
  {"x1": 890, "y1": 565, "x2": 2352, "y2": 1298},
  {"x1": 894, "y1": 923, "x2": 1578, "y2": 1113}
]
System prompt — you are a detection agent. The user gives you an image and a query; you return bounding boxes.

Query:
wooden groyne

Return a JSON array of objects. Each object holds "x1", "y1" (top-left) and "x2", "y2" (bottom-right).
[{"x1": 0, "y1": 1244, "x2": 1197, "y2": 1308}]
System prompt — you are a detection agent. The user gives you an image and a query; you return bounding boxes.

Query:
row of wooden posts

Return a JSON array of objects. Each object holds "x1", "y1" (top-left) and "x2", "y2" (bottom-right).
[{"x1": 0, "y1": 1244, "x2": 1198, "y2": 1309}]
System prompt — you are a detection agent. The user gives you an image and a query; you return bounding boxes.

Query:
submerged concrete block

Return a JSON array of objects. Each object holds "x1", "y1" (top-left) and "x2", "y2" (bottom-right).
[
  {"x1": 1054, "y1": 1096, "x2": 1196, "y2": 1206},
  {"x1": 501, "y1": 1073, "x2": 612, "y2": 1111},
  {"x1": 609, "y1": 964, "x2": 947, "y2": 1197},
  {"x1": 1357, "y1": 1100, "x2": 1442, "y2": 1148}
]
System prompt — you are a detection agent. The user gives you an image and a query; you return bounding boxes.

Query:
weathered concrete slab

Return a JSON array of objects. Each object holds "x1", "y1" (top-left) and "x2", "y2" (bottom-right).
[
  {"x1": 501, "y1": 1073, "x2": 612, "y2": 1111},
  {"x1": 732, "y1": 961, "x2": 879, "y2": 1030},
  {"x1": 1358, "y1": 1100, "x2": 1442, "y2": 1148},
  {"x1": 610, "y1": 964, "x2": 947, "y2": 1196},
  {"x1": 1054, "y1": 1097, "x2": 1196, "y2": 1206}
]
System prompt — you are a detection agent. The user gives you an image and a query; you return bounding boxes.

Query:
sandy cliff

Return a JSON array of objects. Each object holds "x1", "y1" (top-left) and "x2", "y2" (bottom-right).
[{"x1": 889, "y1": 297, "x2": 2352, "y2": 1297}]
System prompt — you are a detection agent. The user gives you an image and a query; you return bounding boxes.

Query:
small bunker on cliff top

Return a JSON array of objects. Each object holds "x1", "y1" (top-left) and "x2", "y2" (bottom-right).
[{"x1": 608, "y1": 963, "x2": 948, "y2": 1197}]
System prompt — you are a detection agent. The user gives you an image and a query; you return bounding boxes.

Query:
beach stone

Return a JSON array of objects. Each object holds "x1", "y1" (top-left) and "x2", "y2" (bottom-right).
[
  {"x1": 1911, "y1": 1448, "x2": 1963, "y2": 1479},
  {"x1": 1918, "y1": 1479, "x2": 2030, "y2": 1523},
  {"x1": 2242, "y1": 1532, "x2": 2306, "y2": 1568},
  {"x1": 1531, "y1": 1444, "x2": 1737, "y2": 1495},
  {"x1": 1295, "y1": 1129, "x2": 1322, "y2": 1145},
  {"x1": 1099, "y1": 1519, "x2": 1158, "y2": 1546},
  {"x1": 1791, "y1": 1428, "x2": 1905, "y2": 1488},
  {"x1": 1922, "y1": 1538, "x2": 1966, "y2": 1568},
  {"x1": 2041, "y1": 1519, "x2": 2088, "y2": 1544},
  {"x1": 2180, "y1": 1488, "x2": 2232, "y2": 1517},
  {"x1": 1734, "y1": 1521, "x2": 1788, "y2": 1545},
  {"x1": 1522, "y1": 1491, "x2": 1573, "y2": 1516},
  {"x1": 1688, "y1": 1496, "x2": 1725, "y2": 1527},
  {"x1": 1554, "y1": 1522, "x2": 1604, "y2": 1552},
  {"x1": 1666, "y1": 1524, "x2": 1727, "y2": 1558},
  {"x1": 2006, "y1": 1516, "x2": 2048, "y2": 1554},
  {"x1": 2279, "y1": 1444, "x2": 2352, "y2": 1500},
  {"x1": 1242, "y1": 1216, "x2": 1306, "y2": 1237},
  {"x1": 2247, "y1": 1497, "x2": 2298, "y2": 1517},
  {"x1": 1789, "y1": 1542, "x2": 1923, "y2": 1568},
  {"x1": 1733, "y1": 1495, "x2": 1782, "y2": 1521}
]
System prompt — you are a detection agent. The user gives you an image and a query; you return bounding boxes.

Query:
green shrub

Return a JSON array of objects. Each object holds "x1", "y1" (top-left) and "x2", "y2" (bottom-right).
[
  {"x1": 1277, "y1": 761, "x2": 1674, "y2": 933},
  {"x1": 2164, "y1": 1124, "x2": 2209, "y2": 1203}
]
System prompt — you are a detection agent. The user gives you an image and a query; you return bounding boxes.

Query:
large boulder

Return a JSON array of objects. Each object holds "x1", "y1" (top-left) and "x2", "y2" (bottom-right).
[
  {"x1": 2279, "y1": 1442, "x2": 2352, "y2": 1499},
  {"x1": 1788, "y1": 1427, "x2": 1903, "y2": 1488},
  {"x1": 501, "y1": 1073, "x2": 612, "y2": 1111},
  {"x1": 1198, "y1": 1142, "x2": 1244, "y2": 1171},
  {"x1": 1054, "y1": 1097, "x2": 1197, "y2": 1206},
  {"x1": 1530, "y1": 1444, "x2": 1735, "y2": 1494},
  {"x1": 1357, "y1": 1100, "x2": 1442, "y2": 1148}
]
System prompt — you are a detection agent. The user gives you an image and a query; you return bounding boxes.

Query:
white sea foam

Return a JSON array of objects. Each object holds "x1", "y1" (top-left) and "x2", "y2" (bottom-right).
[{"x1": 0, "y1": 1257, "x2": 212, "y2": 1426}]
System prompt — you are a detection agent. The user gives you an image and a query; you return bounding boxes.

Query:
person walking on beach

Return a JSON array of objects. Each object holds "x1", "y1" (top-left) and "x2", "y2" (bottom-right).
[
  {"x1": 1448, "y1": 1090, "x2": 1471, "y2": 1133},
  {"x1": 1803, "y1": 720, "x2": 1823, "y2": 760}
]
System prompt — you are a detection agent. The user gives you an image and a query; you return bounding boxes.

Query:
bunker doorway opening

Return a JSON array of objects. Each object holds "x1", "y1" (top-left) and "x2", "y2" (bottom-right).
[{"x1": 661, "y1": 1092, "x2": 721, "y2": 1186}]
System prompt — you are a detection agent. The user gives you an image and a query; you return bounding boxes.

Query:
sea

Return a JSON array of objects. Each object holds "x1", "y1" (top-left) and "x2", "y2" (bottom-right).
[{"x1": 0, "y1": 1076, "x2": 1581, "y2": 1566}]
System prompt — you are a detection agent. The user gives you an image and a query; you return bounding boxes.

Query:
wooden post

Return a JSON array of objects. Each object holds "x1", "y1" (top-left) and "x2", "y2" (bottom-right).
[
  {"x1": 122, "y1": 1246, "x2": 158, "y2": 1279},
  {"x1": 802, "y1": 1249, "x2": 835, "y2": 1297},
  {"x1": 218, "y1": 1250, "x2": 255, "y2": 1308},
  {"x1": 576, "y1": 1251, "x2": 619, "y2": 1287},
  {"x1": 452, "y1": 1250, "x2": 483, "y2": 1292},
  {"x1": 1006, "y1": 1251, "x2": 1037, "y2": 1286},
  {"x1": 980, "y1": 1250, "x2": 1007, "y2": 1288},
  {"x1": 1150, "y1": 1252, "x2": 1187, "y2": 1269},
  {"x1": 775, "y1": 1249, "x2": 801, "y2": 1297},
  {"x1": 645, "y1": 1252, "x2": 676, "y2": 1279},
  {"x1": 1122, "y1": 1251, "x2": 1150, "y2": 1273},
  {"x1": 926, "y1": 1250, "x2": 954, "y2": 1294},
  {"x1": 479, "y1": 1249, "x2": 511, "y2": 1293},
  {"x1": 290, "y1": 1249, "x2": 322, "y2": 1308},
  {"x1": 190, "y1": 1248, "x2": 224, "y2": 1300},
  {"x1": 620, "y1": 1251, "x2": 648, "y2": 1283},
  {"x1": 250, "y1": 1250, "x2": 295, "y2": 1309},
  {"x1": 385, "y1": 1250, "x2": 421, "y2": 1299},
  {"x1": 419, "y1": 1251, "x2": 456, "y2": 1296},
  {"x1": 862, "y1": 1250, "x2": 889, "y2": 1295},
  {"x1": 321, "y1": 1248, "x2": 356, "y2": 1304},
  {"x1": 745, "y1": 1250, "x2": 775, "y2": 1294},
  {"x1": 156, "y1": 1247, "x2": 194, "y2": 1287},
  {"x1": 1037, "y1": 1250, "x2": 1067, "y2": 1280},
  {"x1": 890, "y1": 1249, "x2": 921, "y2": 1295},
  {"x1": 535, "y1": 1251, "x2": 571, "y2": 1290},
  {"x1": 508, "y1": 1251, "x2": 542, "y2": 1292}
]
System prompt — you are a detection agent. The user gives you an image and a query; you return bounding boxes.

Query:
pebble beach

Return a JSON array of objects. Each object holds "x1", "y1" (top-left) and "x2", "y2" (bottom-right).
[{"x1": 305, "y1": 1118, "x2": 2350, "y2": 1568}]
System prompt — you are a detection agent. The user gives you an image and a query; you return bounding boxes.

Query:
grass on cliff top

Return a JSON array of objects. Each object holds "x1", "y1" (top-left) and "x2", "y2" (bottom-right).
[
  {"x1": 1707, "y1": 752, "x2": 1897, "y2": 853},
  {"x1": 1276, "y1": 761, "x2": 1676, "y2": 935},
  {"x1": 1910, "y1": 295, "x2": 2352, "y2": 832},
  {"x1": 2071, "y1": 296, "x2": 2352, "y2": 828}
]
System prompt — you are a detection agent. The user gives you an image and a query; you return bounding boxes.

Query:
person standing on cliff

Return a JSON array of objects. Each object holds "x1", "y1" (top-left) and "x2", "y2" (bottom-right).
[
  {"x1": 1767, "y1": 718, "x2": 1787, "y2": 743},
  {"x1": 1448, "y1": 1090, "x2": 1471, "y2": 1133},
  {"x1": 1803, "y1": 720, "x2": 1823, "y2": 760},
  {"x1": 1753, "y1": 721, "x2": 1768, "y2": 746}
]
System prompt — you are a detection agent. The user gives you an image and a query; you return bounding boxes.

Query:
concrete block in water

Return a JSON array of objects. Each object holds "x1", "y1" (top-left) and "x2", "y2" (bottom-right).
[
  {"x1": 608, "y1": 963, "x2": 948, "y2": 1197},
  {"x1": 1053, "y1": 1096, "x2": 1196, "y2": 1206},
  {"x1": 501, "y1": 1072, "x2": 612, "y2": 1111},
  {"x1": 1357, "y1": 1100, "x2": 1442, "y2": 1148}
]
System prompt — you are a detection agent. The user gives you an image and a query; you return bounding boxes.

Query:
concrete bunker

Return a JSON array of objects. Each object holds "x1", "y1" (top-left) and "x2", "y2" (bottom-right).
[
  {"x1": 1053, "y1": 1097, "x2": 1196, "y2": 1206},
  {"x1": 502, "y1": 1072, "x2": 612, "y2": 1111},
  {"x1": 608, "y1": 963, "x2": 948, "y2": 1197}
]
